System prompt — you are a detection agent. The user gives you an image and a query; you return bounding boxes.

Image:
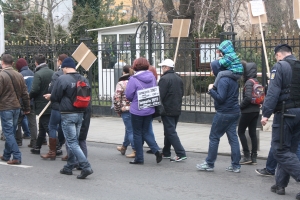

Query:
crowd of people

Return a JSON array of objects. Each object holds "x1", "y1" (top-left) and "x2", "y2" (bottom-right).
[{"x1": 0, "y1": 41, "x2": 299, "y2": 198}]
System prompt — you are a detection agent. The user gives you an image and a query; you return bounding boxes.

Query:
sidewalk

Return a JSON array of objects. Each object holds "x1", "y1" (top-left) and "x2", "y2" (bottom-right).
[{"x1": 87, "y1": 117, "x2": 272, "y2": 159}]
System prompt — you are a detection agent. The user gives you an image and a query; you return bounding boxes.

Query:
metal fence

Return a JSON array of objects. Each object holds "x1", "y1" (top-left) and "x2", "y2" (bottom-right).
[{"x1": 4, "y1": 32, "x2": 300, "y2": 119}]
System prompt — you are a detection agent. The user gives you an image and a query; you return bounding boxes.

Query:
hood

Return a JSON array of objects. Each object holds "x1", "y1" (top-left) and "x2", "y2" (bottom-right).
[
  {"x1": 133, "y1": 70, "x2": 155, "y2": 84},
  {"x1": 118, "y1": 74, "x2": 130, "y2": 82},
  {"x1": 218, "y1": 40, "x2": 234, "y2": 54},
  {"x1": 244, "y1": 62, "x2": 257, "y2": 80},
  {"x1": 210, "y1": 60, "x2": 221, "y2": 76}
]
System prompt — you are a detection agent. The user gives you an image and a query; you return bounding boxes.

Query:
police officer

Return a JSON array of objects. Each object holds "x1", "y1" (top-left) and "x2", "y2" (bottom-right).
[{"x1": 261, "y1": 44, "x2": 300, "y2": 199}]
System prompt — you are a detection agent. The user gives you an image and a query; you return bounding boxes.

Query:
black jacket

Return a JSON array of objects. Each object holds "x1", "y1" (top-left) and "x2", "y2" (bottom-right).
[
  {"x1": 50, "y1": 72, "x2": 89, "y2": 113},
  {"x1": 240, "y1": 62, "x2": 260, "y2": 113},
  {"x1": 158, "y1": 70, "x2": 183, "y2": 116},
  {"x1": 48, "y1": 68, "x2": 64, "y2": 110},
  {"x1": 262, "y1": 54, "x2": 296, "y2": 118}
]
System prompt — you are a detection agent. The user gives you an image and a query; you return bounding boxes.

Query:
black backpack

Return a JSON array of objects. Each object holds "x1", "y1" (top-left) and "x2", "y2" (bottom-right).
[{"x1": 284, "y1": 59, "x2": 300, "y2": 105}]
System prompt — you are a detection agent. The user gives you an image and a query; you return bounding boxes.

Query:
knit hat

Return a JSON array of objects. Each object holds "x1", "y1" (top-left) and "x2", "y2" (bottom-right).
[
  {"x1": 15, "y1": 58, "x2": 28, "y2": 72},
  {"x1": 210, "y1": 60, "x2": 221, "y2": 76},
  {"x1": 61, "y1": 57, "x2": 76, "y2": 69}
]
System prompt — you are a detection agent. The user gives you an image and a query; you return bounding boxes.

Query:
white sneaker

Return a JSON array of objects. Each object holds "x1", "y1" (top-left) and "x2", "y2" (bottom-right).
[
  {"x1": 226, "y1": 165, "x2": 240, "y2": 173},
  {"x1": 196, "y1": 162, "x2": 214, "y2": 172}
]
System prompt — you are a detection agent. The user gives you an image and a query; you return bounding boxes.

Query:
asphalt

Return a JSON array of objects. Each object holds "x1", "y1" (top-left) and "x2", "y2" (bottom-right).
[{"x1": 87, "y1": 116, "x2": 272, "y2": 159}]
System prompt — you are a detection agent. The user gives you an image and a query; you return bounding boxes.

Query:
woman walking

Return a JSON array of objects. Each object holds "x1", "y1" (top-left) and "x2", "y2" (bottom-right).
[
  {"x1": 114, "y1": 65, "x2": 136, "y2": 158},
  {"x1": 238, "y1": 61, "x2": 260, "y2": 165},
  {"x1": 125, "y1": 58, "x2": 162, "y2": 164}
]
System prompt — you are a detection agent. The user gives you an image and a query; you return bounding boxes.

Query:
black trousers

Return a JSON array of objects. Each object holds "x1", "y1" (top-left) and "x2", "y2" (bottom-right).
[
  {"x1": 36, "y1": 114, "x2": 50, "y2": 147},
  {"x1": 237, "y1": 112, "x2": 259, "y2": 154}
]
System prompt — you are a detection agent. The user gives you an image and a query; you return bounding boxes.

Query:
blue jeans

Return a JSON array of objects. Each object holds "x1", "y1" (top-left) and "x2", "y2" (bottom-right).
[
  {"x1": 266, "y1": 143, "x2": 300, "y2": 174},
  {"x1": 121, "y1": 112, "x2": 135, "y2": 150},
  {"x1": 21, "y1": 116, "x2": 30, "y2": 136},
  {"x1": 131, "y1": 114, "x2": 159, "y2": 162},
  {"x1": 1, "y1": 109, "x2": 22, "y2": 161},
  {"x1": 161, "y1": 115, "x2": 186, "y2": 157},
  {"x1": 61, "y1": 113, "x2": 91, "y2": 172},
  {"x1": 48, "y1": 109, "x2": 61, "y2": 138},
  {"x1": 206, "y1": 112, "x2": 241, "y2": 169}
]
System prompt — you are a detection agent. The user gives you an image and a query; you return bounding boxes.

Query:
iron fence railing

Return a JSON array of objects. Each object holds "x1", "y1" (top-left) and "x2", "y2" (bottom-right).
[{"x1": 4, "y1": 33, "x2": 300, "y2": 116}]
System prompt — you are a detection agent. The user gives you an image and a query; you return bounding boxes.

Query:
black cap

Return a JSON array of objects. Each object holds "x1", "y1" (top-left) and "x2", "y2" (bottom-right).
[{"x1": 274, "y1": 44, "x2": 292, "y2": 54}]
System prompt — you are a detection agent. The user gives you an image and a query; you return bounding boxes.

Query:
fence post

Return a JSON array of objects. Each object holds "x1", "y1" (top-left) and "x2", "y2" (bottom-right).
[{"x1": 147, "y1": 11, "x2": 153, "y2": 65}]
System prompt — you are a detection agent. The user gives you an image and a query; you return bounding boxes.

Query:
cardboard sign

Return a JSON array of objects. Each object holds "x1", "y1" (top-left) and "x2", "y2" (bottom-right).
[
  {"x1": 137, "y1": 86, "x2": 161, "y2": 110},
  {"x1": 249, "y1": 1, "x2": 265, "y2": 16},
  {"x1": 170, "y1": 19, "x2": 191, "y2": 38},
  {"x1": 248, "y1": 2, "x2": 268, "y2": 24},
  {"x1": 72, "y1": 42, "x2": 97, "y2": 71},
  {"x1": 294, "y1": 0, "x2": 300, "y2": 20}
]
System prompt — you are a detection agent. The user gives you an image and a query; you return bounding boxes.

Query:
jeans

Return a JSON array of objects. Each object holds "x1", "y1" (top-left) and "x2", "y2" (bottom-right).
[
  {"x1": 266, "y1": 143, "x2": 300, "y2": 175},
  {"x1": 161, "y1": 115, "x2": 186, "y2": 157},
  {"x1": 121, "y1": 112, "x2": 135, "y2": 150},
  {"x1": 271, "y1": 109, "x2": 300, "y2": 187},
  {"x1": 48, "y1": 109, "x2": 61, "y2": 138},
  {"x1": 61, "y1": 113, "x2": 91, "y2": 171},
  {"x1": 131, "y1": 114, "x2": 159, "y2": 162},
  {"x1": 22, "y1": 116, "x2": 30, "y2": 136},
  {"x1": 1, "y1": 109, "x2": 22, "y2": 161},
  {"x1": 206, "y1": 112, "x2": 241, "y2": 169}
]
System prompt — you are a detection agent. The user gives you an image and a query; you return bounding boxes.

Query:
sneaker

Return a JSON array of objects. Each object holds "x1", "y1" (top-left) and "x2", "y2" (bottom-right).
[
  {"x1": 226, "y1": 165, "x2": 240, "y2": 173},
  {"x1": 196, "y1": 162, "x2": 214, "y2": 171},
  {"x1": 255, "y1": 168, "x2": 274, "y2": 177},
  {"x1": 240, "y1": 157, "x2": 252, "y2": 165},
  {"x1": 271, "y1": 184, "x2": 285, "y2": 195},
  {"x1": 170, "y1": 156, "x2": 187, "y2": 162},
  {"x1": 22, "y1": 134, "x2": 31, "y2": 139}
]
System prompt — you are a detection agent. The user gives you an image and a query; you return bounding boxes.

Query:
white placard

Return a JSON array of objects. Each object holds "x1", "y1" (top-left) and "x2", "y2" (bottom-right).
[
  {"x1": 297, "y1": 19, "x2": 300, "y2": 28},
  {"x1": 250, "y1": 1, "x2": 266, "y2": 16},
  {"x1": 137, "y1": 86, "x2": 161, "y2": 110}
]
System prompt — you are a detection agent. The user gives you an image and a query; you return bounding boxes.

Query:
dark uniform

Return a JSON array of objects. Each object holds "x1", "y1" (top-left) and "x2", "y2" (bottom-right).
[{"x1": 262, "y1": 50, "x2": 300, "y2": 192}]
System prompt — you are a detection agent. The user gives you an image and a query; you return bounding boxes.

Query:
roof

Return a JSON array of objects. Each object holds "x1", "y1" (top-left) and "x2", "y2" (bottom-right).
[{"x1": 87, "y1": 22, "x2": 172, "y2": 32}]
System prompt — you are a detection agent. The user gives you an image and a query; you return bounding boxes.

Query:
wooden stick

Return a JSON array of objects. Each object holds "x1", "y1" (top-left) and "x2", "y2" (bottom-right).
[
  {"x1": 258, "y1": 15, "x2": 270, "y2": 77},
  {"x1": 174, "y1": 19, "x2": 184, "y2": 64},
  {"x1": 37, "y1": 101, "x2": 51, "y2": 120},
  {"x1": 75, "y1": 49, "x2": 91, "y2": 69}
]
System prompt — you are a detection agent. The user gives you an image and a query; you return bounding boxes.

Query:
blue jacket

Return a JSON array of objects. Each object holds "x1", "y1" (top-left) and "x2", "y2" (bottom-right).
[{"x1": 19, "y1": 66, "x2": 34, "y2": 106}]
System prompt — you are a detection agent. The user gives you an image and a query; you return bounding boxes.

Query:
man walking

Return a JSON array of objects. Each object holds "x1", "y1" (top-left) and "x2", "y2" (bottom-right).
[
  {"x1": 51, "y1": 58, "x2": 93, "y2": 179},
  {"x1": 197, "y1": 60, "x2": 241, "y2": 172},
  {"x1": 261, "y1": 44, "x2": 300, "y2": 199},
  {"x1": 30, "y1": 54, "x2": 54, "y2": 154},
  {"x1": 158, "y1": 59, "x2": 187, "y2": 162},
  {"x1": 0, "y1": 54, "x2": 30, "y2": 164},
  {"x1": 15, "y1": 58, "x2": 37, "y2": 148}
]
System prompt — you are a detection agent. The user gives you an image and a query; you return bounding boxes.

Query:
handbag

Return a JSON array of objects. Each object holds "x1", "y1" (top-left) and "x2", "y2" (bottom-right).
[{"x1": 152, "y1": 104, "x2": 165, "y2": 118}]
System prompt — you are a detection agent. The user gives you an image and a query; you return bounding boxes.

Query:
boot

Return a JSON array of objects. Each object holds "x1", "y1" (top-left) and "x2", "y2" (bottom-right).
[
  {"x1": 251, "y1": 153, "x2": 257, "y2": 165},
  {"x1": 31, "y1": 136, "x2": 44, "y2": 154},
  {"x1": 240, "y1": 152, "x2": 252, "y2": 165},
  {"x1": 117, "y1": 146, "x2": 127, "y2": 155},
  {"x1": 40, "y1": 138, "x2": 56, "y2": 160},
  {"x1": 126, "y1": 150, "x2": 136, "y2": 158}
]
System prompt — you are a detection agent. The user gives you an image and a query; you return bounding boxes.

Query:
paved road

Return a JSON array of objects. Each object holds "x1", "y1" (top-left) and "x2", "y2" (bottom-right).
[{"x1": 0, "y1": 140, "x2": 298, "y2": 200}]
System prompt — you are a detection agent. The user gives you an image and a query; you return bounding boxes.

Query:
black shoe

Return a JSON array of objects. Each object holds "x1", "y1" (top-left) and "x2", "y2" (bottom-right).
[
  {"x1": 17, "y1": 143, "x2": 22, "y2": 147},
  {"x1": 240, "y1": 157, "x2": 252, "y2": 165},
  {"x1": 77, "y1": 169, "x2": 93, "y2": 179},
  {"x1": 255, "y1": 168, "x2": 274, "y2": 176},
  {"x1": 296, "y1": 192, "x2": 300, "y2": 200},
  {"x1": 129, "y1": 160, "x2": 144, "y2": 165},
  {"x1": 146, "y1": 150, "x2": 154, "y2": 154},
  {"x1": 271, "y1": 184, "x2": 285, "y2": 195},
  {"x1": 155, "y1": 151, "x2": 162, "y2": 163},
  {"x1": 30, "y1": 148, "x2": 40, "y2": 154},
  {"x1": 22, "y1": 134, "x2": 31, "y2": 139},
  {"x1": 60, "y1": 168, "x2": 73, "y2": 175},
  {"x1": 56, "y1": 149, "x2": 63, "y2": 156}
]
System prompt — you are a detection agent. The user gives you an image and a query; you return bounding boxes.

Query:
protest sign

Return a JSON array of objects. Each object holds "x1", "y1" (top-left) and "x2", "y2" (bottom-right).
[{"x1": 137, "y1": 86, "x2": 160, "y2": 110}]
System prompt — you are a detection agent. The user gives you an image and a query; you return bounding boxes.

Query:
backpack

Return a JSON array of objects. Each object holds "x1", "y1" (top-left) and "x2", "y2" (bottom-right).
[
  {"x1": 248, "y1": 79, "x2": 265, "y2": 105},
  {"x1": 72, "y1": 75, "x2": 91, "y2": 108}
]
